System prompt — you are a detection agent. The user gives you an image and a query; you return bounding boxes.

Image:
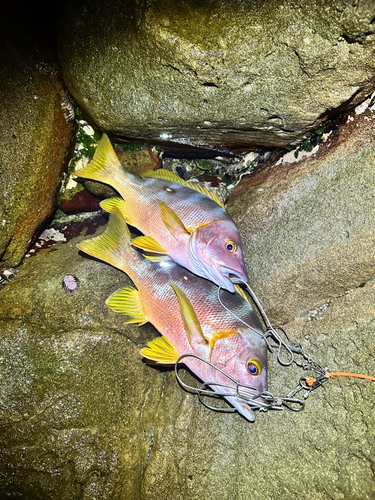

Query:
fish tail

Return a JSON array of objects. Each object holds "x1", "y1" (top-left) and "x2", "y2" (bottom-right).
[
  {"x1": 73, "y1": 133, "x2": 130, "y2": 188},
  {"x1": 77, "y1": 197, "x2": 133, "y2": 270}
]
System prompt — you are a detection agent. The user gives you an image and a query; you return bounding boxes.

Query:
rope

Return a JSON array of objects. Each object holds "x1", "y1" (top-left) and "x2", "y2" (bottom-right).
[{"x1": 306, "y1": 372, "x2": 375, "y2": 387}]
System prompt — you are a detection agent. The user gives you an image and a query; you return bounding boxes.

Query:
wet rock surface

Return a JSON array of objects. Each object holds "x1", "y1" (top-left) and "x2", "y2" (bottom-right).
[
  {"x1": 0, "y1": 6, "x2": 76, "y2": 270},
  {"x1": 1, "y1": 2, "x2": 374, "y2": 498},
  {"x1": 58, "y1": 0, "x2": 375, "y2": 150},
  {"x1": 229, "y1": 104, "x2": 375, "y2": 323},
  {"x1": 0, "y1": 207, "x2": 374, "y2": 499}
]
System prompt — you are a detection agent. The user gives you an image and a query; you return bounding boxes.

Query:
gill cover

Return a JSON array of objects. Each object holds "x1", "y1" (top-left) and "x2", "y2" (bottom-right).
[{"x1": 189, "y1": 222, "x2": 247, "y2": 292}]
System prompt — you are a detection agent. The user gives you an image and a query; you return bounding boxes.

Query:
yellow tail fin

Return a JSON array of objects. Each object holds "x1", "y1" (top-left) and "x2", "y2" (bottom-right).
[
  {"x1": 76, "y1": 203, "x2": 131, "y2": 270},
  {"x1": 73, "y1": 133, "x2": 128, "y2": 187}
]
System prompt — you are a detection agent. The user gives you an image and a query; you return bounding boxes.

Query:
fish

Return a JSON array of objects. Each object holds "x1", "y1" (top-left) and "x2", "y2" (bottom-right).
[
  {"x1": 73, "y1": 134, "x2": 247, "y2": 292},
  {"x1": 77, "y1": 197, "x2": 268, "y2": 421}
]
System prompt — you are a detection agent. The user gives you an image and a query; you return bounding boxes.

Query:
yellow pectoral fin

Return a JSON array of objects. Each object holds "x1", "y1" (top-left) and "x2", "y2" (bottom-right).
[
  {"x1": 100, "y1": 197, "x2": 133, "y2": 225},
  {"x1": 106, "y1": 286, "x2": 148, "y2": 325},
  {"x1": 141, "y1": 169, "x2": 225, "y2": 209},
  {"x1": 209, "y1": 330, "x2": 239, "y2": 352},
  {"x1": 157, "y1": 199, "x2": 190, "y2": 240},
  {"x1": 143, "y1": 254, "x2": 172, "y2": 262},
  {"x1": 234, "y1": 284, "x2": 250, "y2": 304},
  {"x1": 140, "y1": 336, "x2": 180, "y2": 364},
  {"x1": 131, "y1": 235, "x2": 168, "y2": 254},
  {"x1": 171, "y1": 284, "x2": 208, "y2": 348}
]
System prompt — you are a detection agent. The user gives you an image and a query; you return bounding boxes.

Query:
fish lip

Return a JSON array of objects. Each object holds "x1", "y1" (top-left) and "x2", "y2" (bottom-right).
[
  {"x1": 235, "y1": 394, "x2": 269, "y2": 411},
  {"x1": 238, "y1": 402, "x2": 256, "y2": 422},
  {"x1": 215, "y1": 272, "x2": 236, "y2": 293},
  {"x1": 227, "y1": 398, "x2": 256, "y2": 422},
  {"x1": 219, "y1": 265, "x2": 248, "y2": 285}
]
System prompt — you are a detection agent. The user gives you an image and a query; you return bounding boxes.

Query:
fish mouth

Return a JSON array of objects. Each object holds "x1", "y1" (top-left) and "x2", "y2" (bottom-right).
[
  {"x1": 218, "y1": 266, "x2": 248, "y2": 290},
  {"x1": 225, "y1": 397, "x2": 256, "y2": 422}
]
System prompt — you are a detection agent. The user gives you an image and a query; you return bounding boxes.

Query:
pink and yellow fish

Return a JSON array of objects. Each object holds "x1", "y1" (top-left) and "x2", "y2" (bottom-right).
[
  {"x1": 77, "y1": 198, "x2": 268, "y2": 421},
  {"x1": 74, "y1": 134, "x2": 247, "y2": 292}
]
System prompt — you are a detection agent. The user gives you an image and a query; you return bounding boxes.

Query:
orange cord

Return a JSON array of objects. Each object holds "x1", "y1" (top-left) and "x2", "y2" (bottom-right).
[{"x1": 306, "y1": 372, "x2": 375, "y2": 387}]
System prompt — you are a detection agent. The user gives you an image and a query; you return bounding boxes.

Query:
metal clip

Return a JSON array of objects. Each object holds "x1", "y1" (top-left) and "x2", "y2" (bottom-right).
[{"x1": 186, "y1": 280, "x2": 331, "y2": 419}]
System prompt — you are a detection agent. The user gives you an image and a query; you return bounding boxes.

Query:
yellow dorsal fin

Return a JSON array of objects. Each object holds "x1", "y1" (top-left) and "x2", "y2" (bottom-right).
[
  {"x1": 100, "y1": 197, "x2": 133, "y2": 225},
  {"x1": 157, "y1": 199, "x2": 190, "y2": 239},
  {"x1": 73, "y1": 134, "x2": 122, "y2": 183},
  {"x1": 190, "y1": 184, "x2": 225, "y2": 210},
  {"x1": 171, "y1": 283, "x2": 208, "y2": 348},
  {"x1": 131, "y1": 235, "x2": 168, "y2": 254},
  {"x1": 106, "y1": 286, "x2": 148, "y2": 325},
  {"x1": 140, "y1": 336, "x2": 180, "y2": 364},
  {"x1": 234, "y1": 284, "x2": 250, "y2": 304},
  {"x1": 141, "y1": 168, "x2": 186, "y2": 184},
  {"x1": 76, "y1": 209, "x2": 131, "y2": 270},
  {"x1": 142, "y1": 169, "x2": 225, "y2": 209},
  {"x1": 209, "y1": 330, "x2": 239, "y2": 352}
]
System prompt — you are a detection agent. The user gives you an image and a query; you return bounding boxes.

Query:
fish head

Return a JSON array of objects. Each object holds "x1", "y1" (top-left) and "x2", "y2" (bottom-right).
[
  {"x1": 207, "y1": 330, "x2": 268, "y2": 421},
  {"x1": 191, "y1": 221, "x2": 248, "y2": 292}
]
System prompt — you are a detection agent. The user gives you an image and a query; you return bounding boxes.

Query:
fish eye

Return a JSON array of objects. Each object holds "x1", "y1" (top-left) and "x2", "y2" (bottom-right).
[
  {"x1": 225, "y1": 240, "x2": 237, "y2": 253},
  {"x1": 247, "y1": 359, "x2": 262, "y2": 376}
]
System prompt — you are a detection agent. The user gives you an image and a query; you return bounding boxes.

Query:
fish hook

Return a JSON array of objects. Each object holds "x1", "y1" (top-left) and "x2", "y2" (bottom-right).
[
  {"x1": 174, "y1": 353, "x2": 276, "y2": 412},
  {"x1": 217, "y1": 279, "x2": 295, "y2": 365}
]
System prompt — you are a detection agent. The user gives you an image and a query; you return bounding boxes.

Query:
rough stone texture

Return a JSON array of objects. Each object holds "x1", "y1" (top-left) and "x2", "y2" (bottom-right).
[
  {"x1": 0, "y1": 208, "x2": 374, "y2": 499},
  {"x1": 0, "y1": 6, "x2": 76, "y2": 270},
  {"x1": 228, "y1": 104, "x2": 375, "y2": 323},
  {"x1": 58, "y1": 0, "x2": 375, "y2": 150}
]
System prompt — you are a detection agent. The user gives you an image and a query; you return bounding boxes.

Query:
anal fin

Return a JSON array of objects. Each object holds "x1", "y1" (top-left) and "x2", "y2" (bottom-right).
[
  {"x1": 131, "y1": 235, "x2": 168, "y2": 254},
  {"x1": 106, "y1": 286, "x2": 147, "y2": 325},
  {"x1": 140, "y1": 336, "x2": 180, "y2": 364},
  {"x1": 100, "y1": 197, "x2": 133, "y2": 226}
]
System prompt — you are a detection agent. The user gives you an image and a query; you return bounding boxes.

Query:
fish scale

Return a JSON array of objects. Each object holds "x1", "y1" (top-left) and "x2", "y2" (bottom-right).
[
  {"x1": 74, "y1": 134, "x2": 248, "y2": 292},
  {"x1": 123, "y1": 181, "x2": 219, "y2": 238},
  {"x1": 77, "y1": 197, "x2": 268, "y2": 421},
  {"x1": 104, "y1": 226, "x2": 261, "y2": 344}
]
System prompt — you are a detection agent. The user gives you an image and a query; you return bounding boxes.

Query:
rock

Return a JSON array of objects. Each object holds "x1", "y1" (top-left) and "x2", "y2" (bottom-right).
[
  {"x1": 116, "y1": 148, "x2": 162, "y2": 176},
  {"x1": 58, "y1": 0, "x2": 375, "y2": 150},
  {"x1": 59, "y1": 186, "x2": 101, "y2": 213},
  {"x1": 0, "y1": 7, "x2": 76, "y2": 270},
  {"x1": 0, "y1": 209, "x2": 374, "y2": 499},
  {"x1": 228, "y1": 103, "x2": 375, "y2": 323}
]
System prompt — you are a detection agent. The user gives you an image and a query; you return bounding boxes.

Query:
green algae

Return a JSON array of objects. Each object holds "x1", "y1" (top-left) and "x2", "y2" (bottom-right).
[
  {"x1": 70, "y1": 127, "x2": 101, "y2": 168},
  {"x1": 0, "y1": 213, "x2": 374, "y2": 498}
]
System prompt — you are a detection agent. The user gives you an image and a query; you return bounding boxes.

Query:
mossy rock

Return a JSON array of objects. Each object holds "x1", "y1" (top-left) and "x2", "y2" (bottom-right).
[
  {"x1": 59, "y1": 0, "x2": 375, "y2": 149},
  {"x1": 0, "y1": 205, "x2": 374, "y2": 499},
  {"x1": 0, "y1": 20, "x2": 76, "y2": 269}
]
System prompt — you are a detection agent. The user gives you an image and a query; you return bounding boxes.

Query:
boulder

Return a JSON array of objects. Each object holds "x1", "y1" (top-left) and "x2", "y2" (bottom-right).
[
  {"x1": 0, "y1": 7, "x2": 76, "y2": 270},
  {"x1": 228, "y1": 102, "x2": 375, "y2": 323},
  {"x1": 58, "y1": 0, "x2": 375, "y2": 150},
  {"x1": 0, "y1": 206, "x2": 374, "y2": 499}
]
